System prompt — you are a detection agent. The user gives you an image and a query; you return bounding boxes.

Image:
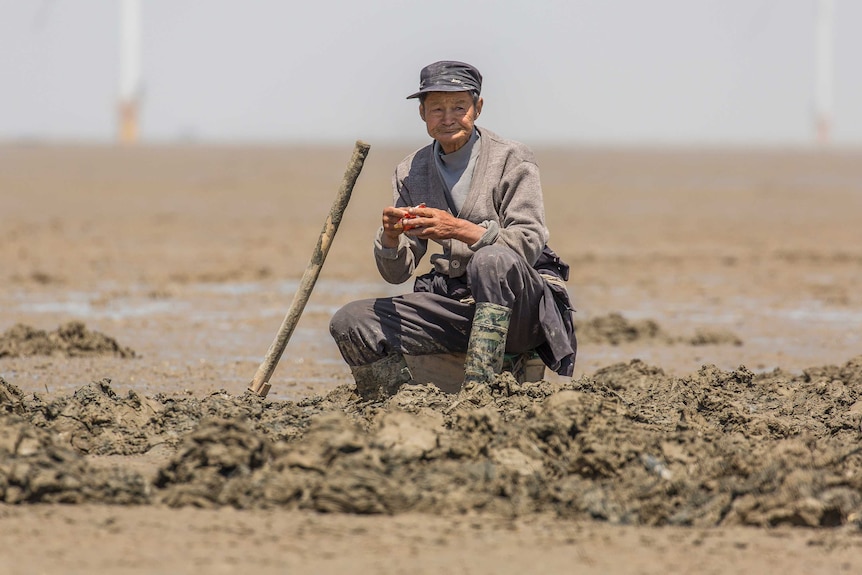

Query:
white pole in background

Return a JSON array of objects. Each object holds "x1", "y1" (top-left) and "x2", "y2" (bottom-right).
[
  {"x1": 814, "y1": 0, "x2": 833, "y2": 145},
  {"x1": 118, "y1": 0, "x2": 141, "y2": 144}
]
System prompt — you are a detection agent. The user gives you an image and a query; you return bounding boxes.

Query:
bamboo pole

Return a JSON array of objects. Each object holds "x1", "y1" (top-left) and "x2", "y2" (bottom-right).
[{"x1": 248, "y1": 140, "x2": 371, "y2": 398}]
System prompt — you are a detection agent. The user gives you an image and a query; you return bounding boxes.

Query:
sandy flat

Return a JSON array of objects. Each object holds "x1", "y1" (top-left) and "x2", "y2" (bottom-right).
[{"x1": 1, "y1": 142, "x2": 861, "y2": 573}]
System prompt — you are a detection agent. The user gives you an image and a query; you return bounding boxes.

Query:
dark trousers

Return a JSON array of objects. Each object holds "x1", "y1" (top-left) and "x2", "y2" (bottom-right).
[{"x1": 329, "y1": 245, "x2": 547, "y2": 367}]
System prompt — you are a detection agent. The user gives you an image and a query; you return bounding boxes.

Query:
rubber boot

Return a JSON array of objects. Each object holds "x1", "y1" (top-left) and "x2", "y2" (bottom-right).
[
  {"x1": 350, "y1": 353, "x2": 414, "y2": 401},
  {"x1": 463, "y1": 302, "x2": 512, "y2": 387}
]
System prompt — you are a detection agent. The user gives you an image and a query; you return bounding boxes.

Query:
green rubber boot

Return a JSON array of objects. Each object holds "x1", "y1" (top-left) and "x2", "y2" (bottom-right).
[
  {"x1": 350, "y1": 353, "x2": 414, "y2": 401},
  {"x1": 463, "y1": 302, "x2": 512, "y2": 387}
]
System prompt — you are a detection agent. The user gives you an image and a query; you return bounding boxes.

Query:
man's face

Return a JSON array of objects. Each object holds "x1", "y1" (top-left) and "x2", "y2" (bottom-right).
[{"x1": 419, "y1": 91, "x2": 483, "y2": 154}]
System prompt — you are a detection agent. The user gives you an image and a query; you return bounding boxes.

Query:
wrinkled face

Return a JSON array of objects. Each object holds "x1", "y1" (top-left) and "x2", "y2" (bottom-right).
[{"x1": 419, "y1": 91, "x2": 483, "y2": 154}]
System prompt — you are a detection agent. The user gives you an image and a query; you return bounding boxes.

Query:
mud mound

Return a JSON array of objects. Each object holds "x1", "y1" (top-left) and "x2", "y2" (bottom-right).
[
  {"x1": 155, "y1": 417, "x2": 273, "y2": 508},
  {"x1": 0, "y1": 413, "x2": 149, "y2": 504},
  {"x1": 576, "y1": 313, "x2": 743, "y2": 347},
  {"x1": 148, "y1": 357, "x2": 862, "y2": 527},
  {"x1": 19, "y1": 379, "x2": 327, "y2": 456},
  {"x1": 1, "y1": 377, "x2": 27, "y2": 416},
  {"x1": 28, "y1": 378, "x2": 163, "y2": 455},
  {"x1": 684, "y1": 328, "x2": 743, "y2": 346},
  {"x1": 576, "y1": 313, "x2": 670, "y2": 345},
  {"x1": 150, "y1": 389, "x2": 313, "y2": 448},
  {"x1": 3, "y1": 356, "x2": 862, "y2": 528},
  {"x1": 0, "y1": 321, "x2": 136, "y2": 358}
]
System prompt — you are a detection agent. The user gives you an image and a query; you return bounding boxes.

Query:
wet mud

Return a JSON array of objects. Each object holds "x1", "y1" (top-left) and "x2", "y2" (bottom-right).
[
  {"x1": 576, "y1": 312, "x2": 743, "y2": 347},
  {"x1": 3, "y1": 355, "x2": 861, "y2": 529},
  {"x1": 3, "y1": 145, "x2": 862, "y2": 572},
  {"x1": 0, "y1": 322, "x2": 136, "y2": 359}
]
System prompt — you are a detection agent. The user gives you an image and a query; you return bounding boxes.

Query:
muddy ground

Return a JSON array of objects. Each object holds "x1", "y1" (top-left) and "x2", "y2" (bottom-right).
[{"x1": 1, "y1": 143, "x2": 861, "y2": 573}]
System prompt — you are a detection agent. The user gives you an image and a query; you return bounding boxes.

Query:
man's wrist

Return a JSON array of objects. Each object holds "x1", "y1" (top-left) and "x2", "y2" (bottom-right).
[
  {"x1": 455, "y1": 219, "x2": 486, "y2": 246},
  {"x1": 469, "y1": 220, "x2": 500, "y2": 251},
  {"x1": 381, "y1": 233, "x2": 401, "y2": 248}
]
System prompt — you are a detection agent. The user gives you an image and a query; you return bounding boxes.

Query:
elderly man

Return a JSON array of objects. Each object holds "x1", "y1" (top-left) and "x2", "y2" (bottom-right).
[{"x1": 329, "y1": 60, "x2": 576, "y2": 399}]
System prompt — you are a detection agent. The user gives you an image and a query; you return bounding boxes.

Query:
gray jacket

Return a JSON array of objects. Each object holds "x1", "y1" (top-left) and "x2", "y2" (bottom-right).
[{"x1": 374, "y1": 127, "x2": 550, "y2": 283}]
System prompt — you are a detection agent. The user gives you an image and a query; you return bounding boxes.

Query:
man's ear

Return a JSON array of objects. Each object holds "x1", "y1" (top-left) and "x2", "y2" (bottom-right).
[
  {"x1": 419, "y1": 103, "x2": 426, "y2": 122},
  {"x1": 475, "y1": 97, "x2": 484, "y2": 118}
]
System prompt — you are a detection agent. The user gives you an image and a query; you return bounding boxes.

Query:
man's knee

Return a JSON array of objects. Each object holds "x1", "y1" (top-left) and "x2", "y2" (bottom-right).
[
  {"x1": 466, "y1": 245, "x2": 537, "y2": 308},
  {"x1": 329, "y1": 299, "x2": 374, "y2": 360},
  {"x1": 329, "y1": 301, "x2": 357, "y2": 340},
  {"x1": 466, "y1": 245, "x2": 520, "y2": 279}
]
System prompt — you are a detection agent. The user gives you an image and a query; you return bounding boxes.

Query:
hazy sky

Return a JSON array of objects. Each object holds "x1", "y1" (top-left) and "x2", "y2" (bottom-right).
[{"x1": 2, "y1": 0, "x2": 860, "y2": 146}]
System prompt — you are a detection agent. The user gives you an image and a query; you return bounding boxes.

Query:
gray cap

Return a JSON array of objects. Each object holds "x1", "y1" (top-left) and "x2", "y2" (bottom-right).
[{"x1": 406, "y1": 60, "x2": 482, "y2": 99}]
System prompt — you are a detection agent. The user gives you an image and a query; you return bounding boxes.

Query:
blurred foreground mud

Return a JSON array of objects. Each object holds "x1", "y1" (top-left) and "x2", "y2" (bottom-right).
[{"x1": 3, "y1": 355, "x2": 861, "y2": 530}]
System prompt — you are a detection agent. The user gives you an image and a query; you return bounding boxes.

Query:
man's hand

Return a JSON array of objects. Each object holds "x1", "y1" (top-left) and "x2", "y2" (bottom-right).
[
  {"x1": 381, "y1": 206, "x2": 410, "y2": 248},
  {"x1": 400, "y1": 205, "x2": 485, "y2": 245}
]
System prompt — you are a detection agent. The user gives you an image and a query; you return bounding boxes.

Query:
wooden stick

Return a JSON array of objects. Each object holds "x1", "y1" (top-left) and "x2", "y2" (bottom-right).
[{"x1": 248, "y1": 140, "x2": 371, "y2": 398}]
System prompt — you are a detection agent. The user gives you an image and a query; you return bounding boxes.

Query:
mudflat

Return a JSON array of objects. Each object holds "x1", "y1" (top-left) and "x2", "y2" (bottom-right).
[{"x1": 1, "y1": 143, "x2": 861, "y2": 574}]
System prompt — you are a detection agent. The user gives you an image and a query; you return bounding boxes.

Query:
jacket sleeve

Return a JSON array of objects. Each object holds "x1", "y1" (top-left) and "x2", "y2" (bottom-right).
[
  {"x1": 373, "y1": 170, "x2": 428, "y2": 284},
  {"x1": 493, "y1": 159, "x2": 549, "y2": 267}
]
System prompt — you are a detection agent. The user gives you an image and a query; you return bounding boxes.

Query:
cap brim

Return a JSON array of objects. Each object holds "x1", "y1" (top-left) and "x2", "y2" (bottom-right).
[{"x1": 406, "y1": 85, "x2": 475, "y2": 99}]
